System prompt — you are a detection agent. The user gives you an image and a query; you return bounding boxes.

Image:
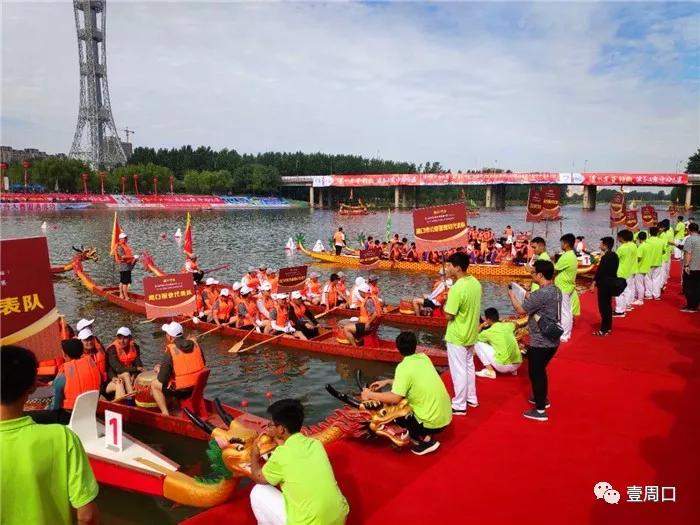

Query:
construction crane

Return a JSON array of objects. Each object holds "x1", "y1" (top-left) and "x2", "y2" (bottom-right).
[{"x1": 122, "y1": 127, "x2": 135, "y2": 144}]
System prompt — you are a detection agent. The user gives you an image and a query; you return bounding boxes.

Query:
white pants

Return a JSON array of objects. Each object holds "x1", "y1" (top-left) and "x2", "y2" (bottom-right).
[
  {"x1": 663, "y1": 259, "x2": 671, "y2": 284},
  {"x1": 650, "y1": 266, "x2": 663, "y2": 299},
  {"x1": 446, "y1": 342, "x2": 477, "y2": 410},
  {"x1": 474, "y1": 342, "x2": 521, "y2": 374},
  {"x1": 615, "y1": 279, "x2": 628, "y2": 313},
  {"x1": 560, "y1": 291, "x2": 573, "y2": 342},
  {"x1": 250, "y1": 484, "x2": 286, "y2": 525},
  {"x1": 674, "y1": 246, "x2": 683, "y2": 260},
  {"x1": 634, "y1": 274, "x2": 645, "y2": 302}
]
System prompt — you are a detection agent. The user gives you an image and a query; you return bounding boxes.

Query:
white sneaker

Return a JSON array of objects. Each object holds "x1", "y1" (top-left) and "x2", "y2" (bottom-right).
[
  {"x1": 475, "y1": 368, "x2": 496, "y2": 379},
  {"x1": 632, "y1": 300, "x2": 643, "y2": 306}
]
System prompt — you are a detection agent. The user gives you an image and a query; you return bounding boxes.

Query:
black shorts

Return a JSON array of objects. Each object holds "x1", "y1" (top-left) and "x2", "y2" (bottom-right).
[
  {"x1": 355, "y1": 322, "x2": 366, "y2": 337},
  {"x1": 164, "y1": 386, "x2": 194, "y2": 399},
  {"x1": 120, "y1": 271, "x2": 132, "y2": 285},
  {"x1": 423, "y1": 299, "x2": 438, "y2": 308}
]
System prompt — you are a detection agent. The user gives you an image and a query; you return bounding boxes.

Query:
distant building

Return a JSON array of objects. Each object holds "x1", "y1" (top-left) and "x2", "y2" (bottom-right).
[
  {"x1": 121, "y1": 141, "x2": 133, "y2": 159},
  {"x1": 0, "y1": 146, "x2": 66, "y2": 164}
]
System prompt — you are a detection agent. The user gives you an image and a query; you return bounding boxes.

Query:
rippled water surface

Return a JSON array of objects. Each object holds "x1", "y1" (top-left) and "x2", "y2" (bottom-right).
[{"x1": 1, "y1": 205, "x2": 615, "y2": 522}]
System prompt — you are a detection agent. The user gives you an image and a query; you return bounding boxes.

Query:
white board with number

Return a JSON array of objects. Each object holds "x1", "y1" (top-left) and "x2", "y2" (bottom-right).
[{"x1": 104, "y1": 410, "x2": 123, "y2": 452}]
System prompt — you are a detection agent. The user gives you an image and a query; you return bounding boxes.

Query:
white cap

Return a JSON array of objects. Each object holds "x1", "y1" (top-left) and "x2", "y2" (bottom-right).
[
  {"x1": 266, "y1": 268, "x2": 276, "y2": 275},
  {"x1": 232, "y1": 282, "x2": 242, "y2": 291},
  {"x1": 291, "y1": 290, "x2": 302, "y2": 299},
  {"x1": 118, "y1": 232, "x2": 127, "y2": 239},
  {"x1": 337, "y1": 271, "x2": 345, "y2": 278},
  {"x1": 259, "y1": 282, "x2": 272, "y2": 291},
  {"x1": 355, "y1": 277, "x2": 366, "y2": 286},
  {"x1": 358, "y1": 283, "x2": 370, "y2": 293},
  {"x1": 116, "y1": 326, "x2": 132, "y2": 337},
  {"x1": 240, "y1": 285, "x2": 252, "y2": 295},
  {"x1": 446, "y1": 279, "x2": 454, "y2": 287},
  {"x1": 274, "y1": 293, "x2": 289, "y2": 300},
  {"x1": 161, "y1": 321, "x2": 184, "y2": 338},
  {"x1": 259, "y1": 264, "x2": 268, "y2": 270},
  {"x1": 220, "y1": 288, "x2": 230, "y2": 296},
  {"x1": 205, "y1": 278, "x2": 219, "y2": 286},
  {"x1": 368, "y1": 274, "x2": 378, "y2": 282},
  {"x1": 76, "y1": 318, "x2": 94, "y2": 331},
  {"x1": 309, "y1": 271, "x2": 320, "y2": 278},
  {"x1": 77, "y1": 328, "x2": 93, "y2": 340}
]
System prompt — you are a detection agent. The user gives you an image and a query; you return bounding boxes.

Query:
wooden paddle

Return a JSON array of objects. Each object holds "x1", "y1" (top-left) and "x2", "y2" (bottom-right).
[
  {"x1": 195, "y1": 319, "x2": 236, "y2": 341},
  {"x1": 313, "y1": 305, "x2": 341, "y2": 320},
  {"x1": 202, "y1": 263, "x2": 231, "y2": 275},
  {"x1": 227, "y1": 327, "x2": 257, "y2": 353},
  {"x1": 235, "y1": 333, "x2": 286, "y2": 354},
  {"x1": 111, "y1": 391, "x2": 138, "y2": 404}
]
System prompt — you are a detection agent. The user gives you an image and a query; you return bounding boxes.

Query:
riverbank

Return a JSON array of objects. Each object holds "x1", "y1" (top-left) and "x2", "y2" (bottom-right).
[{"x1": 184, "y1": 262, "x2": 698, "y2": 525}]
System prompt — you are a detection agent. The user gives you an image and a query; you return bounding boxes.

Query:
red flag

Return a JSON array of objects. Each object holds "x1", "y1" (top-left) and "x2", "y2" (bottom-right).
[
  {"x1": 609, "y1": 192, "x2": 626, "y2": 228},
  {"x1": 109, "y1": 212, "x2": 122, "y2": 257},
  {"x1": 183, "y1": 212, "x2": 194, "y2": 257}
]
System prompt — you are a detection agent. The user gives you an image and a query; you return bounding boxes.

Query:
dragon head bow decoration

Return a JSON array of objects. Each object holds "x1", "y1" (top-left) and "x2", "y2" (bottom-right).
[{"x1": 71, "y1": 245, "x2": 99, "y2": 262}]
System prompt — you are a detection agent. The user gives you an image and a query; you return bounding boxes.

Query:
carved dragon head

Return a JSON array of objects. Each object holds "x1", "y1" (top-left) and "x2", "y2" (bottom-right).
[
  {"x1": 71, "y1": 245, "x2": 99, "y2": 262},
  {"x1": 184, "y1": 400, "x2": 278, "y2": 478}
]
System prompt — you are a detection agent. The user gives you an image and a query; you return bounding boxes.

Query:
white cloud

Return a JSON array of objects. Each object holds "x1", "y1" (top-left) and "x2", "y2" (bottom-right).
[{"x1": 1, "y1": 0, "x2": 698, "y2": 172}]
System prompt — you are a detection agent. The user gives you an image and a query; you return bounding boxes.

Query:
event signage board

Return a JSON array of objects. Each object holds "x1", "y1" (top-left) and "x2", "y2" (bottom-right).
[
  {"x1": 277, "y1": 266, "x2": 308, "y2": 293},
  {"x1": 541, "y1": 186, "x2": 562, "y2": 220},
  {"x1": 625, "y1": 209, "x2": 639, "y2": 230},
  {"x1": 641, "y1": 205, "x2": 656, "y2": 227},
  {"x1": 412, "y1": 202, "x2": 469, "y2": 252},
  {"x1": 609, "y1": 192, "x2": 627, "y2": 228},
  {"x1": 525, "y1": 188, "x2": 543, "y2": 222},
  {"x1": 0, "y1": 236, "x2": 60, "y2": 362},
  {"x1": 142, "y1": 274, "x2": 196, "y2": 319},
  {"x1": 580, "y1": 173, "x2": 687, "y2": 186},
  {"x1": 359, "y1": 247, "x2": 383, "y2": 269}
]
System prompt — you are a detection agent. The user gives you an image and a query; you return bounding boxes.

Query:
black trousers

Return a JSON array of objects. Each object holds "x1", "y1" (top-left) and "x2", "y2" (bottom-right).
[
  {"x1": 396, "y1": 415, "x2": 446, "y2": 442},
  {"x1": 683, "y1": 270, "x2": 700, "y2": 310},
  {"x1": 335, "y1": 245, "x2": 343, "y2": 255},
  {"x1": 527, "y1": 345, "x2": 558, "y2": 411},
  {"x1": 597, "y1": 285, "x2": 614, "y2": 332}
]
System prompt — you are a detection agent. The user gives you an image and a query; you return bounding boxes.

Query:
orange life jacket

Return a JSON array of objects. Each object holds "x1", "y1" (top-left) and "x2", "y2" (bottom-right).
[
  {"x1": 215, "y1": 296, "x2": 234, "y2": 321},
  {"x1": 84, "y1": 338, "x2": 107, "y2": 382},
  {"x1": 307, "y1": 279, "x2": 322, "y2": 296},
  {"x1": 359, "y1": 295, "x2": 381, "y2": 326},
  {"x1": 370, "y1": 283, "x2": 381, "y2": 298},
  {"x1": 38, "y1": 318, "x2": 71, "y2": 375},
  {"x1": 167, "y1": 340, "x2": 205, "y2": 390},
  {"x1": 62, "y1": 355, "x2": 102, "y2": 409},
  {"x1": 274, "y1": 304, "x2": 289, "y2": 326},
  {"x1": 268, "y1": 276, "x2": 279, "y2": 293},
  {"x1": 432, "y1": 279, "x2": 448, "y2": 305},
  {"x1": 111, "y1": 339, "x2": 139, "y2": 367},
  {"x1": 325, "y1": 282, "x2": 339, "y2": 307},
  {"x1": 202, "y1": 287, "x2": 219, "y2": 310},
  {"x1": 259, "y1": 295, "x2": 275, "y2": 319},
  {"x1": 245, "y1": 275, "x2": 259, "y2": 290},
  {"x1": 115, "y1": 241, "x2": 134, "y2": 264},
  {"x1": 291, "y1": 301, "x2": 307, "y2": 320},
  {"x1": 241, "y1": 299, "x2": 259, "y2": 326}
]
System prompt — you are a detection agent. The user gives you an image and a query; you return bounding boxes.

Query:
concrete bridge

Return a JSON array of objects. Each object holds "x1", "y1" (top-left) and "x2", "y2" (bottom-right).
[{"x1": 281, "y1": 172, "x2": 699, "y2": 210}]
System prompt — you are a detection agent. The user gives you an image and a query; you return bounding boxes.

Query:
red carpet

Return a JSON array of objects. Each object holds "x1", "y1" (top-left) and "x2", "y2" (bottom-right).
[{"x1": 184, "y1": 263, "x2": 699, "y2": 524}]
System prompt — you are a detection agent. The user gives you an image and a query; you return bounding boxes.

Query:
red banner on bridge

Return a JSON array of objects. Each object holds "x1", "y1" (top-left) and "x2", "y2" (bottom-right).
[
  {"x1": 641, "y1": 205, "x2": 656, "y2": 227},
  {"x1": 277, "y1": 266, "x2": 308, "y2": 293},
  {"x1": 581, "y1": 173, "x2": 687, "y2": 186},
  {"x1": 143, "y1": 274, "x2": 196, "y2": 319},
  {"x1": 413, "y1": 202, "x2": 469, "y2": 252},
  {"x1": 0, "y1": 237, "x2": 60, "y2": 362}
]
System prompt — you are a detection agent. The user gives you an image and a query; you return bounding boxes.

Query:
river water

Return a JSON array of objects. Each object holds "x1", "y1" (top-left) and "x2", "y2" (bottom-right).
[{"x1": 1, "y1": 205, "x2": 615, "y2": 523}]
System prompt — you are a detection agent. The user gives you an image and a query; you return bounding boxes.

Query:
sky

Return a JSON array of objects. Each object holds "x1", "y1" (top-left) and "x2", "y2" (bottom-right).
[{"x1": 1, "y1": 0, "x2": 698, "y2": 172}]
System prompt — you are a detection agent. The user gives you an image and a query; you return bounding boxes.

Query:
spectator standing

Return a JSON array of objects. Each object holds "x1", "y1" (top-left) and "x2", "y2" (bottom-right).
[
  {"x1": 681, "y1": 222, "x2": 699, "y2": 313},
  {"x1": 591, "y1": 237, "x2": 619, "y2": 336}
]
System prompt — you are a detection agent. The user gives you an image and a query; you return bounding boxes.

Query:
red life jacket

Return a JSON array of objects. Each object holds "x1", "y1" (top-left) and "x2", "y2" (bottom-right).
[
  {"x1": 291, "y1": 301, "x2": 307, "y2": 320},
  {"x1": 240, "y1": 299, "x2": 259, "y2": 326},
  {"x1": 111, "y1": 339, "x2": 139, "y2": 367},
  {"x1": 84, "y1": 338, "x2": 107, "y2": 382},
  {"x1": 359, "y1": 296, "x2": 381, "y2": 326},
  {"x1": 167, "y1": 340, "x2": 205, "y2": 390},
  {"x1": 306, "y1": 279, "x2": 322, "y2": 296},
  {"x1": 274, "y1": 304, "x2": 289, "y2": 326},
  {"x1": 325, "y1": 282, "x2": 339, "y2": 307},
  {"x1": 115, "y1": 241, "x2": 135, "y2": 264},
  {"x1": 62, "y1": 355, "x2": 102, "y2": 409},
  {"x1": 215, "y1": 296, "x2": 234, "y2": 321}
]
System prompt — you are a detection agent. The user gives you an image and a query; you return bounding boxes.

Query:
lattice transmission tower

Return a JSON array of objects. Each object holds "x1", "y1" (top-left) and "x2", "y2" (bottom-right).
[{"x1": 69, "y1": 0, "x2": 126, "y2": 169}]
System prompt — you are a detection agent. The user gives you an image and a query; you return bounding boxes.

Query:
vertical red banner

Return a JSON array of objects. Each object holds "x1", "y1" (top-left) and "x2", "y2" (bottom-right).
[
  {"x1": 625, "y1": 209, "x2": 639, "y2": 230},
  {"x1": 526, "y1": 188, "x2": 543, "y2": 222},
  {"x1": 540, "y1": 186, "x2": 562, "y2": 220},
  {"x1": 0, "y1": 237, "x2": 61, "y2": 362},
  {"x1": 609, "y1": 192, "x2": 626, "y2": 228},
  {"x1": 641, "y1": 205, "x2": 656, "y2": 227}
]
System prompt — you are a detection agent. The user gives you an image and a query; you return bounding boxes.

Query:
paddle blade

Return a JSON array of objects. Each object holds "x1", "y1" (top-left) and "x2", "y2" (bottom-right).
[{"x1": 228, "y1": 339, "x2": 245, "y2": 353}]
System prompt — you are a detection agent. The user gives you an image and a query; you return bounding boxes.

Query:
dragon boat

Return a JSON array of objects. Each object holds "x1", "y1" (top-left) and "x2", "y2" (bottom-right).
[
  {"x1": 299, "y1": 242, "x2": 598, "y2": 278},
  {"x1": 338, "y1": 202, "x2": 370, "y2": 216},
  {"x1": 50, "y1": 245, "x2": 98, "y2": 274},
  {"x1": 72, "y1": 257, "x2": 449, "y2": 366}
]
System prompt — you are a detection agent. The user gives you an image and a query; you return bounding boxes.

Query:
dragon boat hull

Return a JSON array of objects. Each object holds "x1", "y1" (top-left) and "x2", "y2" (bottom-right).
[{"x1": 73, "y1": 260, "x2": 449, "y2": 366}]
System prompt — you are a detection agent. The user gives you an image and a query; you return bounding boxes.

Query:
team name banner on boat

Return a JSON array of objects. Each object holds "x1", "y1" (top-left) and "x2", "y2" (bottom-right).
[
  {"x1": 359, "y1": 247, "x2": 383, "y2": 269},
  {"x1": 413, "y1": 202, "x2": 469, "y2": 252},
  {"x1": 609, "y1": 192, "x2": 626, "y2": 228},
  {"x1": 625, "y1": 209, "x2": 640, "y2": 230},
  {"x1": 142, "y1": 274, "x2": 196, "y2": 319},
  {"x1": 641, "y1": 205, "x2": 656, "y2": 226},
  {"x1": 277, "y1": 266, "x2": 308, "y2": 293},
  {"x1": 0, "y1": 236, "x2": 60, "y2": 361},
  {"x1": 525, "y1": 188, "x2": 543, "y2": 222}
]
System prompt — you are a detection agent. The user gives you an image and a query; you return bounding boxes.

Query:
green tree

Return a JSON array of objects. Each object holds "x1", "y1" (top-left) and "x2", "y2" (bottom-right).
[
  {"x1": 233, "y1": 163, "x2": 281, "y2": 194},
  {"x1": 111, "y1": 163, "x2": 173, "y2": 194}
]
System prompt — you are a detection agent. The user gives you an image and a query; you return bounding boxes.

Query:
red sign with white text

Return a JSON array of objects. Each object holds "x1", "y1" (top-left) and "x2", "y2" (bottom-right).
[
  {"x1": 526, "y1": 188, "x2": 543, "y2": 222},
  {"x1": 0, "y1": 237, "x2": 60, "y2": 361},
  {"x1": 625, "y1": 209, "x2": 639, "y2": 230},
  {"x1": 609, "y1": 192, "x2": 626, "y2": 228},
  {"x1": 641, "y1": 205, "x2": 656, "y2": 227},
  {"x1": 143, "y1": 274, "x2": 196, "y2": 319},
  {"x1": 581, "y1": 173, "x2": 687, "y2": 186},
  {"x1": 413, "y1": 202, "x2": 469, "y2": 252},
  {"x1": 277, "y1": 266, "x2": 308, "y2": 293},
  {"x1": 359, "y1": 247, "x2": 383, "y2": 269}
]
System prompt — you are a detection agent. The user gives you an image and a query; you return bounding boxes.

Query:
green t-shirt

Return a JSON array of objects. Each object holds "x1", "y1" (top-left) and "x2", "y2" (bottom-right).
[
  {"x1": 0, "y1": 417, "x2": 98, "y2": 525},
  {"x1": 530, "y1": 251, "x2": 551, "y2": 292},
  {"x1": 636, "y1": 241, "x2": 653, "y2": 274},
  {"x1": 616, "y1": 241, "x2": 637, "y2": 278},
  {"x1": 554, "y1": 250, "x2": 580, "y2": 315},
  {"x1": 647, "y1": 236, "x2": 665, "y2": 267},
  {"x1": 262, "y1": 433, "x2": 349, "y2": 525},
  {"x1": 661, "y1": 229, "x2": 674, "y2": 261},
  {"x1": 443, "y1": 275, "x2": 482, "y2": 346},
  {"x1": 675, "y1": 222, "x2": 686, "y2": 240},
  {"x1": 476, "y1": 322, "x2": 522, "y2": 366},
  {"x1": 392, "y1": 353, "x2": 452, "y2": 429}
]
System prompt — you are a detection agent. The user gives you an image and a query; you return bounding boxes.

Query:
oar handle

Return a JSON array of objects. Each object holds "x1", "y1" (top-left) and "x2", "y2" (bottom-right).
[
  {"x1": 237, "y1": 333, "x2": 286, "y2": 354},
  {"x1": 111, "y1": 391, "x2": 138, "y2": 403},
  {"x1": 202, "y1": 264, "x2": 231, "y2": 275},
  {"x1": 314, "y1": 305, "x2": 341, "y2": 320},
  {"x1": 196, "y1": 319, "x2": 235, "y2": 339}
]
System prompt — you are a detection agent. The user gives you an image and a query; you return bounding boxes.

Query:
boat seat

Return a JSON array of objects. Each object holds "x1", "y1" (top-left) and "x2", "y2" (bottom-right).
[
  {"x1": 179, "y1": 368, "x2": 210, "y2": 419},
  {"x1": 68, "y1": 390, "x2": 100, "y2": 442}
]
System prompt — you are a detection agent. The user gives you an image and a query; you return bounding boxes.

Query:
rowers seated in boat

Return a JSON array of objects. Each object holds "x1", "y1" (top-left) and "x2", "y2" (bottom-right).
[
  {"x1": 367, "y1": 274, "x2": 384, "y2": 306},
  {"x1": 411, "y1": 272, "x2": 452, "y2": 316},
  {"x1": 255, "y1": 282, "x2": 275, "y2": 332},
  {"x1": 348, "y1": 276, "x2": 367, "y2": 309},
  {"x1": 427, "y1": 250, "x2": 442, "y2": 264},
  {"x1": 256, "y1": 265, "x2": 269, "y2": 287},
  {"x1": 241, "y1": 266, "x2": 260, "y2": 292},
  {"x1": 209, "y1": 288, "x2": 236, "y2": 325},
  {"x1": 235, "y1": 285, "x2": 260, "y2": 329},
  {"x1": 389, "y1": 240, "x2": 404, "y2": 261},
  {"x1": 151, "y1": 321, "x2": 206, "y2": 416},
  {"x1": 77, "y1": 326, "x2": 108, "y2": 386},
  {"x1": 289, "y1": 290, "x2": 319, "y2": 338},
  {"x1": 197, "y1": 277, "x2": 220, "y2": 318},
  {"x1": 268, "y1": 293, "x2": 307, "y2": 340},
  {"x1": 184, "y1": 253, "x2": 204, "y2": 284},
  {"x1": 265, "y1": 268, "x2": 279, "y2": 293},
  {"x1": 105, "y1": 326, "x2": 144, "y2": 397},
  {"x1": 303, "y1": 272, "x2": 323, "y2": 305},
  {"x1": 405, "y1": 242, "x2": 419, "y2": 262},
  {"x1": 338, "y1": 283, "x2": 382, "y2": 346},
  {"x1": 321, "y1": 273, "x2": 348, "y2": 310}
]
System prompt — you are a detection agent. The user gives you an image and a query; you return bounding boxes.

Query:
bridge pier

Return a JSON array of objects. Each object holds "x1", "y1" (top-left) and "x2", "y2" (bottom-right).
[
  {"x1": 484, "y1": 184, "x2": 506, "y2": 209},
  {"x1": 319, "y1": 188, "x2": 325, "y2": 208},
  {"x1": 582, "y1": 185, "x2": 597, "y2": 210},
  {"x1": 309, "y1": 186, "x2": 314, "y2": 208},
  {"x1": 394, "y1": 186, "x2": 400, "y2": 208},
  {"x1": 686, "y1": 185, "x2": 693, "y2": 209}
]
